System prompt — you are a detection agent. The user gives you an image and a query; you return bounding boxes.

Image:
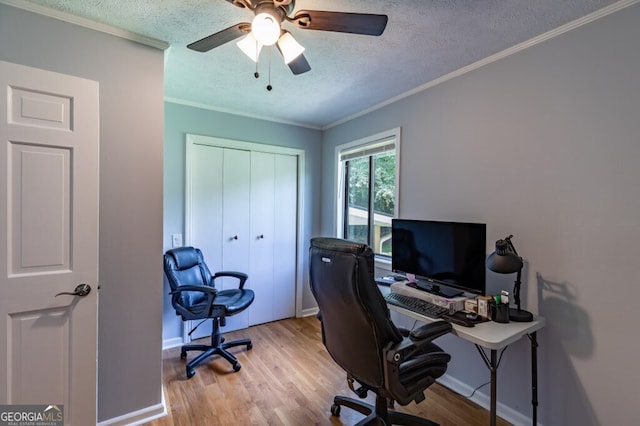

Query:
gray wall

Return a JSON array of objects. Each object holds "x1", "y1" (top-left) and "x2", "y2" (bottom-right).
[
  {"x1": 0, "y1": 4, "x2": 165, "y2": 423},
  {"x1": 322, "y1": 5, "x2": 640, "y2": 425},
  {"x1": 163, "y1": 102, "x2": 322, "y2": 342}
]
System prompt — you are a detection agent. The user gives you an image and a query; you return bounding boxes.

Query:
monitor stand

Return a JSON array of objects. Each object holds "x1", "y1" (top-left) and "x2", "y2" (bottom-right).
[{"x1": 414, "y1": 280, "x2": 463, "y2": 298}]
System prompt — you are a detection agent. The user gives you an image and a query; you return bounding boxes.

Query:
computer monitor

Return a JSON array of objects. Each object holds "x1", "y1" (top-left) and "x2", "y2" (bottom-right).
[{"x1": 391, "y1": 219, "x2": 486, "y2": 297}]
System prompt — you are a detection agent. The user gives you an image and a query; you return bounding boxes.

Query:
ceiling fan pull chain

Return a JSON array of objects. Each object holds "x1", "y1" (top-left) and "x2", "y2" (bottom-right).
[
  {"x1": 254, "y1": 38, "x2": 260, "y2": 79},
  {"x1": 267, "y1": 47, "x2": 273, "y2": 91}
]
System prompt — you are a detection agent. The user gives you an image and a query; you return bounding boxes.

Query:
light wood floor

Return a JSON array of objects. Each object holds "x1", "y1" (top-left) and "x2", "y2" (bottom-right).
[{"x1": 146, "y1": 316, "x2": 509, "y2": 426}]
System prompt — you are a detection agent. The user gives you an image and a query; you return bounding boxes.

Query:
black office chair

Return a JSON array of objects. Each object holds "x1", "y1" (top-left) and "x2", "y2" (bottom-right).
[
  {"x1": 309, "y1": 237, "x2": 453, "y2": 426},
  {"x1": 164, "y1": 246, "x2": 254, "y2": 379}
]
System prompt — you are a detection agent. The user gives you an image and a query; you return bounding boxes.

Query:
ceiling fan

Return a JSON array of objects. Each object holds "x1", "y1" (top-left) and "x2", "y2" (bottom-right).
[{"x1": 187, "y1": 0, "x2": 388, "y2": 76}]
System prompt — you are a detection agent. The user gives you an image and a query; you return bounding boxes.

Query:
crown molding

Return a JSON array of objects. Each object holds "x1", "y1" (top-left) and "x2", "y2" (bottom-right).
[
  {"x1": 164, "y1": 97, "x2": 322, "y2": 131},
  {"x1": 0, "y1": 0, "x2": 169, "y2": 50},
  {"x1": 324, "y1": 0, "x2": 640, "y2": 130}
]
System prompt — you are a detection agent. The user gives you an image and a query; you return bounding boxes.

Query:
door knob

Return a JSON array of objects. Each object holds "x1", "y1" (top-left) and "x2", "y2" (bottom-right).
[
  {"x1": 257, "y1": 234, "x2": 264, "y2": 239},
  {"x1": 55, "y1": 283, "x2": 92, "y2": 297}
]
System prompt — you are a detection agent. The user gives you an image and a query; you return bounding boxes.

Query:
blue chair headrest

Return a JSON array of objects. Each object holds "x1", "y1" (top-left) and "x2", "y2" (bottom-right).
[{"x1": 167, "y1": 246, "x2": 200, "y2": 270}]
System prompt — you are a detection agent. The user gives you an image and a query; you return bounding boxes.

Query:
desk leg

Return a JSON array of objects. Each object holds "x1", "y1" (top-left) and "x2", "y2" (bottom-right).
[
  {"x1": 490, "y1": 349, "x2": 497, "y2": 426},
  {"x1": 475, "y1": 332, "x2": 539, "y2": 426},
  {"x1": 529, "y1": 331, "x2": 539, "y2": 426},
  {"x1": 475, "y1": 345, "x2": 498, "y2": 426}
]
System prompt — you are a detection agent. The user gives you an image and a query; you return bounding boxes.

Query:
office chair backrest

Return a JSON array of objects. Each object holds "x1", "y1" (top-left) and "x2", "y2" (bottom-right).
[
  {"x1": 164, "y1": 246, "x2": 215, "y2": 309},
  {"x1": 309, "y1": 237, "x2": 403, "y2": 390}
]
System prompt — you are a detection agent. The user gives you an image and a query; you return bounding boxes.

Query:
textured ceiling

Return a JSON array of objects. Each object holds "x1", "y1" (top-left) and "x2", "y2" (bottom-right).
[{"x1": 19, "y1": 0, "x2": 623, "y2": 128}]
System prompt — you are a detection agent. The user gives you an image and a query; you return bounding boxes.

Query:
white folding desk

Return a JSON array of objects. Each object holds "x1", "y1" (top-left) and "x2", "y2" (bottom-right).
[{"x1": 380, "y1": 286, "x2": 545, "y2": 426}]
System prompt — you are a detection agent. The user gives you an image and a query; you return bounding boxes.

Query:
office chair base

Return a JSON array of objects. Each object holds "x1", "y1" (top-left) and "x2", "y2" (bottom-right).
[
  {"x1": 332, "y1": 395, "x2": 438, "y2": 426},
  {"x1": 182, "y1": 337, "x2": 252, "y2": 379}
]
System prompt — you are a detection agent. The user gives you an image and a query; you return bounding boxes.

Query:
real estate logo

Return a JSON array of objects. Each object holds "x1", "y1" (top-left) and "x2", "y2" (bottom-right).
[{"x1": 0, "y1": 405, "x2": 63, "y2": 426}]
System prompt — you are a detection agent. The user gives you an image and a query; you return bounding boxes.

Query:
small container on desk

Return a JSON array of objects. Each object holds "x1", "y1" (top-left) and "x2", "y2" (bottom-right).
[{"x1": 489, "y1": 300, "x2": 510, "y2": 323}]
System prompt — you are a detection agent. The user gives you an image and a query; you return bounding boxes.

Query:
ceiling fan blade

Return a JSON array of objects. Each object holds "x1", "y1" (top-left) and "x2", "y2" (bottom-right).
[
  {"x1": 187, "y1": 23, "x2": 250, "y2": 52},
  {"x1": 225, "y1": 0, "x2": 253, "y2": 9},
  {"x1": 292, "y1": 10, "x2": 388, "y2": 36},
  {"x1": 287, "y1": 54, "x2": 311, "y2": 75}
]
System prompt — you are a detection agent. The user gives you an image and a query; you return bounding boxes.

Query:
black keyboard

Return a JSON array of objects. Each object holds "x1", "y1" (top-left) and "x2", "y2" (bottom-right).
[{"x1": 384, "y1": 292, "x2": 449, "y2": 319}]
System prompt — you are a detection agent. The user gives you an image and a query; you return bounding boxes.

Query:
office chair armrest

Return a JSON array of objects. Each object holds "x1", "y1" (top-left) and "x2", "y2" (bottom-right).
[
  {"x1": 387, "y1": 321, "x2": 452, "y2": 364},
  {"x1": 409, "y1": 320, "x2": 452, "y2": 342},
  {"x1": 169, "y1": 285, "x2": 218, "y2": 298},
  {"x1": 170, "y1": 285, "x2": 218, "y2": 319},
  {"x1": 170, "y1": 284, "x2": 218, "y2": 295},
  {"x1": 383, "y1": 321, "x2": 452, "y2": 405},
  {"x1": 212, "y1": 271, "x2": 249, "y2": 288}
]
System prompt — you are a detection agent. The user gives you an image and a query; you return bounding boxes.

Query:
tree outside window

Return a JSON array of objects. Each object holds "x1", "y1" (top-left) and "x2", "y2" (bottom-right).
[{"x1": 344, "y1": 150, "x2": 395, "y2": 256}]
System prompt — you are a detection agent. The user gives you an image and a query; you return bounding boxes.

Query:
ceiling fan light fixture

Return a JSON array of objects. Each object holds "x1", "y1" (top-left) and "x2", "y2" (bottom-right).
[
  {"x1": 277, "y1": 32, "x2": 305, "y2": 64},
  {"x1": 236, "y1": 33, "x2": 263, "y2": 62},
  {"x1": 252, "y1": 12, "x2": 281, "y2": 46},
  {"x1": 188, "y1": 2, "x2": 389, "y2": 78}
]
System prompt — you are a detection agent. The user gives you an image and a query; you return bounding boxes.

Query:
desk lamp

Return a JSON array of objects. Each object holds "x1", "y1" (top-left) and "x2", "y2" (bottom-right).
[{"x1": 487, "y1": 235, "x2": 533, "y2": 322}]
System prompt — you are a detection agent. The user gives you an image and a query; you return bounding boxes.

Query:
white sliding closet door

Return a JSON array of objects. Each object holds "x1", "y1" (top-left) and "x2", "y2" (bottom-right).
[
  {"x1": 249, "y1": 152, "x2": 297, "y2": 325},
  {"x1": 188, "y1": 145, "x2": 250, "y2": 334},
  {"x1": 189, "y1": 144, "x2": 223, "y2": 267},
  {"x1": 220, "y1": 148, "x2": 251, "y2": 331},
  {"x1": 186, "y1": 137, "x2": 299, "y2": 337},
  {"x1": 249, "y1": 152, "x2": 276, "y2": 325},
  {"x1": 272, "y1": 154, "x2": 297, "y2": 321}
]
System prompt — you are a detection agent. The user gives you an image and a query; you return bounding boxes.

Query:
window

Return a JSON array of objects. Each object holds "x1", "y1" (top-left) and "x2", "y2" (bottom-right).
[{"x1": 336, "y1": 128, "x2": 399, "y2": 257}]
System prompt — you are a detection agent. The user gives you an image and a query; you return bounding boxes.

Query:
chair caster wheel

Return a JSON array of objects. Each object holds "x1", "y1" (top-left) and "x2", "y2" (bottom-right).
[
  {"x1": 233, "y1": 363, "x2": 241, "y2": 372},
  {"x1": 247, "y1": 342, "x2": 253, "y2": 350},
  {"x1": 330, "y1": 404, "x2": 341, "y2": 417},
  {"x1": 180, "y1": 351, "x2": 187, "y2": 360},
  {"x1": 186, "y1": 368, "x2": 195, "y2": 379}
]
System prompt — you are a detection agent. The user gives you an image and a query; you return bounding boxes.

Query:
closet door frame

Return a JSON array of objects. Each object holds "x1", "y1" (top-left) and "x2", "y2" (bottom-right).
[{"x1": 184, "y1": 134, "x2": 305, "y2": 326}]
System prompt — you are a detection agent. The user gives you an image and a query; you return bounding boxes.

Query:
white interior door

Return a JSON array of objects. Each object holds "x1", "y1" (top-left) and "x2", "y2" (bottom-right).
[{"x1": 0, "y1": 61, "x2": 99, "y2": 424}]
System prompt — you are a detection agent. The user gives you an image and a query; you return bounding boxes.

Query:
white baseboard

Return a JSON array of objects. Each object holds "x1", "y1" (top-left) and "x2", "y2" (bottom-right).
[
  {"x1": 162, "y1": 336, "x2": 184, "y2": 350},
  {"x1": 300, "y1": 307, "x2": 319, "y2": 318},
  {"x1": 97, "y1": 389, "x2": 166, "y2": 426},
  {"x1": 437, "y1": 374, "x2": 541, "y2": 426}
]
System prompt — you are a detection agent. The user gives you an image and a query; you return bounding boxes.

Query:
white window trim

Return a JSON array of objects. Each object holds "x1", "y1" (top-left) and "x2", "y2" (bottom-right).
[{"x1": 334, "y1": 127, "x2": 401, "y2": 258}]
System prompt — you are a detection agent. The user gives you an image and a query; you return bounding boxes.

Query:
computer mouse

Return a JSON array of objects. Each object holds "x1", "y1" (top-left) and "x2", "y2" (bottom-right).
[{"x1": 465, "y1": 312, "x2": 478, "y2": 321}]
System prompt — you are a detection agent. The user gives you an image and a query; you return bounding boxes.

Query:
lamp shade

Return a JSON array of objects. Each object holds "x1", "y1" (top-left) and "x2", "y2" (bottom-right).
[
  {"x1": 237, "y1": 33, "x2": 262, "y2": 62},
  {"x1": 486, "y1": 239, "x2": 523, "y2": 274},
  {"x1": 276, "y1": 32, "x2": 305, "y2": 64}
]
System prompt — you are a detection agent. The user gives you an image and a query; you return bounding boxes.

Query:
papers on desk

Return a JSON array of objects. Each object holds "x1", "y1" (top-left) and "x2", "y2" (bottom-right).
[{"x1": 375, "y1": 275, "x2": 406, "y2": 286}]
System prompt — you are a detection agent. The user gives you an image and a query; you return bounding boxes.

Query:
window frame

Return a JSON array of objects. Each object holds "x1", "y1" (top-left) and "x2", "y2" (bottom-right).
[{"x1": 335, "y1": 127, "x2": 401, "y2": 260}]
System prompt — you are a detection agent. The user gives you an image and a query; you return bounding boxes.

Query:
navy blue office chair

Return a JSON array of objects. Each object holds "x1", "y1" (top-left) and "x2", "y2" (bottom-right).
[{"x1": 164, "y1": 246, "x2": 254, "y2": 378}]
